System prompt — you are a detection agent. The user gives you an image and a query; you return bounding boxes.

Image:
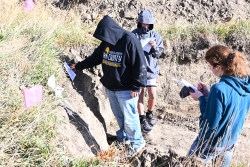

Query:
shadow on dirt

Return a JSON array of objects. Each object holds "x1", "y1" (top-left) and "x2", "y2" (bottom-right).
[
  {"x1": 72, "y1": 70, "x2": 107, "y2": 132},
  {"x1": 59, "y1": 104, "x2": 100, "y2": 155},
  {"x1": 60, "y1": 55, "x2": 107, "y2": 133}
]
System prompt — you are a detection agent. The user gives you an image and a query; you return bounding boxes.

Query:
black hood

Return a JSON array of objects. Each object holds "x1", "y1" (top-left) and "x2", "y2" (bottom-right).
[{"x1": 93, "y1": 15, "x2": 125, "y2": 46}]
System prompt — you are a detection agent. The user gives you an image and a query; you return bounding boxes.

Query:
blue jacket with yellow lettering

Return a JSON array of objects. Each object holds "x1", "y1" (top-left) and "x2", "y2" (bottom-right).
[{"x1": 75, "y1": 15, "x2": 147, "y2": 92}]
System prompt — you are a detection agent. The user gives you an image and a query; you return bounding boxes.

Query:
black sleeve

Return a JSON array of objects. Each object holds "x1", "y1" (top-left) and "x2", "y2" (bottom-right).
[
  {"x1": 130, "y1": 40, "x2": 147, "y2": 92},
  {"x1": 75, "y1": 45, "x2": 103, "y2": 70}
]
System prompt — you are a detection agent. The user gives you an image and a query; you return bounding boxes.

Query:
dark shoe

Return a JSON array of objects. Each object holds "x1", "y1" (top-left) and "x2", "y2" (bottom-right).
[
  {"x1": 107, "y1": 135, "x2": 118, "y2": 145},
  {"x1": 107, "y1": 135, "x2": 131, "y2": 146},
  {"x1": 146, "y1": 113, "x2": 157, "y2": 126},
  {"x1": 140, "y1": 119, "x2": 152, "y2": 132}
]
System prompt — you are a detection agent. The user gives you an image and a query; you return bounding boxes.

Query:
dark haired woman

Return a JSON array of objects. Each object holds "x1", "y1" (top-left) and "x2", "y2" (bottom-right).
[{"x1": 188, "y1": 45, "x2": 250, "y2": 166}]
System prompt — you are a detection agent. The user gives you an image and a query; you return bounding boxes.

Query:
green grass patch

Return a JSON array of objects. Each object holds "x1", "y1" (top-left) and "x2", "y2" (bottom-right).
[
  {"x1": 0, "y1": 101, "x2": 61, "y2": 166},
  {"x1": 0, "y1": 33, "x2": 4, "y2": 40},
  {"x1": 156, "y1": 20, "x2": 250, "y2": 41},
  {"x1": 69, "y1": 158, "x2": 103, "y2": 167}
]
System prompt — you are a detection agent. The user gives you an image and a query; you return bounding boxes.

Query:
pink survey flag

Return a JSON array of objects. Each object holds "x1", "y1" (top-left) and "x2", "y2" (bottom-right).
[
  {"x1": 24, "y1": 0, "x2": 35, "y2": 11},
  {"x1": 22, "y1": 85, "x2": 43, "y2": 109}
]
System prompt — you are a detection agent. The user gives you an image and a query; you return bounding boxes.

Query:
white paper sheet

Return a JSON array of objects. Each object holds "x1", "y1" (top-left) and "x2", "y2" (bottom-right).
[
  {"x1": 47, "y1": 74, "x2": 56, "y2": 89},
  {"x1": 63, "y1": 62, "x2": 76, "y2": 81},
  {"x1": 172, "y1": 78, "x2": 197, "y2": 90},
  {"x1": 140, "y1": 37, "x2": 153, "y2": 53},
  {"x1": 55, "y1": 86, "x2": 64, "y2": 97}
]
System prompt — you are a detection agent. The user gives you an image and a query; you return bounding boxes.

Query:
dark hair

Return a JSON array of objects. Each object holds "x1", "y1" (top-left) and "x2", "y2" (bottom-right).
[{"x1": 205, "y1": 45, "x2": 249, "y2": 78}]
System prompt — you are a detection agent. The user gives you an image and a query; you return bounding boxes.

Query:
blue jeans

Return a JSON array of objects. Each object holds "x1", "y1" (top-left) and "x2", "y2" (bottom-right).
[
  {"x1": 188, "y1": 137, "x2": 235, "y2": 167},
  {"x1": 107, "y1": 89, "x2": 144, "y2": 150}
]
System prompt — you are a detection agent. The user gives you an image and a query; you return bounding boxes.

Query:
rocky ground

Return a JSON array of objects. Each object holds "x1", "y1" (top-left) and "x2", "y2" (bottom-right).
[
  {"x1": 53, "y1": 0, "x2": 250, "y2": 29},
  {"x1": 51, "y1": 0, "x2": 250, "y2": 166}
]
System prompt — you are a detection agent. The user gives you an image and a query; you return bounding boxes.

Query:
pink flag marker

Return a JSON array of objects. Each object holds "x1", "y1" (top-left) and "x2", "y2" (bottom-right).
[
  {"x1": 22, "y1": 85, "x2": 43, "y2": 109},
  {"x1": 24, "y1": 0, "x2": 35, "y2": 11}
]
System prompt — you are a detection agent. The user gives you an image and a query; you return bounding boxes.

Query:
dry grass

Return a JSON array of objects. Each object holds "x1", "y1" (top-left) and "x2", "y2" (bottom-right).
[
  {"x1": 97, "y1": 147, "x2": 116, "y2": 162},
  {"x1": 0, "y1": 0, "x2": 98, "y2": 46},
  {"x1": 96, "y1": 141, "x2": 141, "y2": 166},
  {"x1": 0, "y1": 0, "x2": 96, "y2": 166},
  {"x1": 69, "y1": 142, "x2": 139, "y2": 166}
]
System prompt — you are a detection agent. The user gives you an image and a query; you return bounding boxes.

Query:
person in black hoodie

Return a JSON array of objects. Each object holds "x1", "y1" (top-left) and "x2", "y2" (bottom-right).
[{"x1": 70, "y1": 15, "x2": 147, "y2": 153}]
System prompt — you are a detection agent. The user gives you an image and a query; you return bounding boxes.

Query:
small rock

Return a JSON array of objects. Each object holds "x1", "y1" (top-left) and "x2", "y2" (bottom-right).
[
  {"x1": 124, "y1": 9, "x2": 138, "y2": 19},
  {"x1": 19, "y1": 85, "x2": 26, "y2": 90},
  {"x1": 158, "y1": 114, "x2": 164, "y2": 119}
]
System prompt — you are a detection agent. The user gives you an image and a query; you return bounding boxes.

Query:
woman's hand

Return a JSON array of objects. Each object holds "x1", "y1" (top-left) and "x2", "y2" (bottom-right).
[
  {"x1": 70, "y1": 64, "x2": 76, "y2": 72},
  {"x1": 190, "y1": 89, "x2": 203, "y2": 101},
  {"x1": 197, "y1": 82, "x2": 209, "y2": 97}
]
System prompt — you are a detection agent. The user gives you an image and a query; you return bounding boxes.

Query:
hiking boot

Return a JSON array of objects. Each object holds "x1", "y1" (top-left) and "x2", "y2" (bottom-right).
[
  {"x1": 140, "y1": 118, "x2": 152, "y2": 133},
  {"x1": 146, "y1": 113, "x2": 157, "y2": 126}
]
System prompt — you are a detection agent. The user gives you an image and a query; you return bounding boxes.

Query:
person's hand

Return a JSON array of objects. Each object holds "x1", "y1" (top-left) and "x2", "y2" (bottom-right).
[
  {"x1": 148, "y1": 40, "x2": 156, "y2": 47},
  {"x1": 189, "y1": 89, "x2": 203, "y2": 101},
  {"x1": 197, "y1": 82, "x2": 209, "y2": 97},
  {"x1": 130, "y1": 90, "x2": 141, "y2": 98},
  {"x1": 70, "y1": 64, "x2": 76, "y2": 73}
]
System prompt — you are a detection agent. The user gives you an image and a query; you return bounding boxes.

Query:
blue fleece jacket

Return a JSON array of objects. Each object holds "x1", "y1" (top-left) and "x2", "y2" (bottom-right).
[
  {"x1": 132, "y1": 10, "x2": 164, "y2": 80},
  {"x1": 198, "y1": 75, "x2": 250, "y2": 147}
]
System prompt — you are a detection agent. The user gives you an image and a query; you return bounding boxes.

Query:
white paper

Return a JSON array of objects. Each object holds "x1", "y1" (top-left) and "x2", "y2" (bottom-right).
[
  {"x1": 47, "y1": 75, "x2": 56, "y2": 89},
  {"x1": 141, "y1": 38, "x2": 152, "y2": 47},
  {"x1": 55, "y1": 86, "x2": 64, "y2": 97},
  {"x1": 140, "y1": 38, "x2": 153, "y2": 53},
  {"x1": 172, "y1": 78, "x2": 197, "y2": 90},
  {"x1": 63, "y1": 62, "x2": 76, "y2": 81}
]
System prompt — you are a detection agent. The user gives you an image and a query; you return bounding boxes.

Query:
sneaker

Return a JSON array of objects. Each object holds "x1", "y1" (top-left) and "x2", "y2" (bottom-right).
[
  {"x1": 146, "y1": 113, "x2": 157, "y2": 126},
  {"x1": 126, "y1": 140, "x2": 146, "y2": 157},
  {"x1": 140, "y1": 118, "x2": 152, "y2": 133},
  {"x1": 135, "y1": 140, "x2": 146, "y2": 154},
  {"x1": 124, "y1": 143, "x2": 136, "y2": 158}
]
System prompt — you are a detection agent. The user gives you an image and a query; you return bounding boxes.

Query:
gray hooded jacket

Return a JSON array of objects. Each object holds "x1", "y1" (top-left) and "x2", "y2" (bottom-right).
[{"x1": 132, "y1": 10, "x2": 164, "y2": 80}]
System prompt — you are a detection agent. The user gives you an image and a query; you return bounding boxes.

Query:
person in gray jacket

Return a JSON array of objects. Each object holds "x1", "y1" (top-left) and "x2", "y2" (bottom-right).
[{"x1": 132, "y1": 10, "x2": 164, "y2": 132}]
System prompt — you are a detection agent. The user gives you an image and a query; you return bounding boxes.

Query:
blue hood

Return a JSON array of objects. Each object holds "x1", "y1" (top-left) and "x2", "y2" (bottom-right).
[
  {"x1": 137, "y1": 10, "x2": 154, "y2": 30},
  {"x1": 220, "y1": 75, "x2": 250, "y2": 96}
]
